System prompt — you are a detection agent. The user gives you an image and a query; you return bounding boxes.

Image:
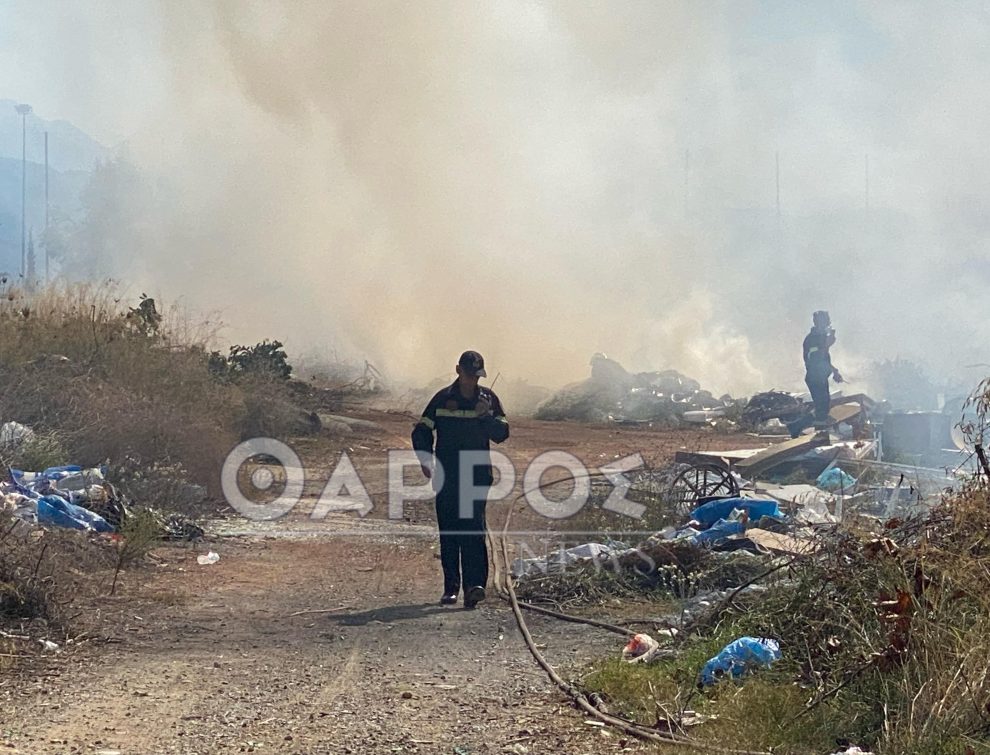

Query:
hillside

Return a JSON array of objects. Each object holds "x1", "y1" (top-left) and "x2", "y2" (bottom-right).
[{"x1": 0, "y1": 101, "x2": 106, "y2": 275}]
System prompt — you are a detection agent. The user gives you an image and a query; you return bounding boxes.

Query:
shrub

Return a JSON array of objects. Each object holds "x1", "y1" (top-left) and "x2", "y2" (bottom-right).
[
  {"x1": 0, "y1": 283, "x2": 305, "y2": 495},
  {"x1": 209, "y1": 339, "x2": 292, "y2": 381}
]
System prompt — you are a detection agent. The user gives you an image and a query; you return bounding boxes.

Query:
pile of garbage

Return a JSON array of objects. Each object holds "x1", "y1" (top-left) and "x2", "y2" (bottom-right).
[
  {"x1": 534, "y1": 354, "x2": 736, "y2": 424},
  {"x1": 3, "y1": 465, "x2": 121, "y2": 532},
  {"x1": 531, "y1": 355, "x2": 893, "y2": 438},
  {"x1": 2, "y1": 463, "x2": 204, "y2": 541},
  {"x1": 512, "y1": 421, "x2": 989, "y2": 751},
  {"x1": 739, "y1": 390, "x2": 805, "y2": 433},
  {"x1": 516, "y1": 427, "x2": 962, "y2": 587}
]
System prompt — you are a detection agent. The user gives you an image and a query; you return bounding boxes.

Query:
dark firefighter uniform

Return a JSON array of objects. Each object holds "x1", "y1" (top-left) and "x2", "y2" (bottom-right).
[
  {"x1": 411, "y1": 379, "x2": 509, "y2": 600},
  {"x1": 802, "y1": 311, "x2": 839, "y2": 429}
]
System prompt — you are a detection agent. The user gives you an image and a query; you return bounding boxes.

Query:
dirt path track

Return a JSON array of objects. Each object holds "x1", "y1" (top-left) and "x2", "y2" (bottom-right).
[
  {"x1": 2, "y1": 520, "x2": 633, "y2": 754},
  {"x1": 2, "y1": 415, "x2": 755, "y2": 754}
]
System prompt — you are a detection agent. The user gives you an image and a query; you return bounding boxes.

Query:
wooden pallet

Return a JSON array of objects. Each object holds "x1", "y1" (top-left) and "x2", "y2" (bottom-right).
[{"x1": 734, "y1": 433, "x2": 831, "y2": 478}]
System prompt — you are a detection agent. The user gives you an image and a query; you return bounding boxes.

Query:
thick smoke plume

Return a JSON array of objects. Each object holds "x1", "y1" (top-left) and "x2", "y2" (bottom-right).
[{"x1": 6, "y1": 1, "x2": 990, "y2": 398}]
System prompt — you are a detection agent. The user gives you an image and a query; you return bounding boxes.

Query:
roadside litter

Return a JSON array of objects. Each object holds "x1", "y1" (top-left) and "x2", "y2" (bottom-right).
[
  {"x1": 532, "y1": 358, "x2": 885, "y2": 435},
  {"x1": 699, "y1": 637, "x2": 781, "y2": 686},
  {"x1": 37, "y1": 494, "x2": 114, "y2": 533},
  {"x1": 510, "y1": 541, "x2": 634, "y2": 578},
  {"x1": 506, "y1": 380, "x2": 990, "y2": 751},
  {"x1": 622, "y1": 633, "x2": 661, "y2": 663},
  {"x1": 7, "y1": 465, "x2": 116, "y2": 532},
  {"x1": 690, "y1": 497, "x2": 782, "y2": 527},
  {"x1": 3, "y1": 458, "x2": 205, "y2": 541},
  {"x1": 197, "y1": 551, "x2": 220, "y2": 565},
  {"x1": 0, "y1": 421, "x2": 34, "y2": 449}
]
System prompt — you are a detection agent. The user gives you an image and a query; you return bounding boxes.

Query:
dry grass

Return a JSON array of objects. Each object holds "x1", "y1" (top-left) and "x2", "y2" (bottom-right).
[
  {"x1": 0, "y1": 283, "x2": 310, "y2": 493},
  {"x1": 0, "y1": 283, "x2": 330, "y2": 654},
  {"x1": 0, "y1": 514, "x2": 118, "y2": 635}
]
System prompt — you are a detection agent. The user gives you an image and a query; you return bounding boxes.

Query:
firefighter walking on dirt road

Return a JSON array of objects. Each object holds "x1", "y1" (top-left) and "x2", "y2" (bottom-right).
[{"x1": 412, "y1": 351, "x2": 509, "y2": 608}]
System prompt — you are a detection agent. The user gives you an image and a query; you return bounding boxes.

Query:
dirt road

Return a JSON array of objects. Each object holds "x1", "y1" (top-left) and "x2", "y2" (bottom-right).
[{"x1": 1, "y1": 415, "x2": 754, "y2": 754}]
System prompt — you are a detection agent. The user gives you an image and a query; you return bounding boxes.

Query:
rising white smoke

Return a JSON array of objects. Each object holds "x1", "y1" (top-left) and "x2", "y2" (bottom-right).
[{"x1": 2, "y1": 1, "x2": 988, "y2": 398}]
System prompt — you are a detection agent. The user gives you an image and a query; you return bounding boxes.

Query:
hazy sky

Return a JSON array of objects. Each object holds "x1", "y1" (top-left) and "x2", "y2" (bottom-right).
[
  {"x1": 0, "y1": 2, "x2": 168, "y2": 144},
  {"x1": 1, "y1": 1, "x2": 988, "y2": 396}
]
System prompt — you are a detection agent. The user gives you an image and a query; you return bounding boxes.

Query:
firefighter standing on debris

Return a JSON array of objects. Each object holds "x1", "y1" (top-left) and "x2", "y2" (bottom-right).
[
  {"x1": 412, "y1": 351, "x2": 509, "y2": 608},
  {"x1": 802, "y1": 310, "x2": 844, "y2": 431}
]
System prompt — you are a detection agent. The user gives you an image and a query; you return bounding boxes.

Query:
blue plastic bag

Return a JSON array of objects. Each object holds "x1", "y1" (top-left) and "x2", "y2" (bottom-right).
[
  {"x1": 700, "y1": 637, "x2": 781, "y2": 686},
  {"x1": 37, "y1": 495, "x2": 114, "y2": 533},
  {"x1": 690, "y1": 497, "x2": 783, "y2": 528},
  {"x1": 41, "y1": 465, "x2": 84, "y2": 479},
  {"x1": 691, "y1": 518, "x2": 745, "y2": 546},
  {"x1": 817, "y1": 466, "x2": 857, "y2": 492}
]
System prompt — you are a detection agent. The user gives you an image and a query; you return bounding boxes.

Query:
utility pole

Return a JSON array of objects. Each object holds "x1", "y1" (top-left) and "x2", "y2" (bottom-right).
[
  {"x1": 684, "y1": 149, "x2": 690, "y2": 219},
  {"x1": 26, "y1": 229, "x2": 35, "y2": 286},
  {"x1": 45, "y1": 131, "x2": 50, "y2": 284},
  {"x1": 864, "y1": 153, "x2": 870, "y2": 214},
  {"x1": 775, "y1": 151, "x2": 782, "y2": 255},
  {"x1": 16, "y1": 104, "x2": 32, "y2": 279},
  {"x1": 775, "y1": 151, "x2": 781, "y2": 218}
]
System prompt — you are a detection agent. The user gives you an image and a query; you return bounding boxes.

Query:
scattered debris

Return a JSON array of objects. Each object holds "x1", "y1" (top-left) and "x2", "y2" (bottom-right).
[
  {"x1": 534, "y1": 354, "x2": 736, "y2": 425},
  {"x1": 744, "y1": 528, "x2": 818, "y2": 556},
  {"x1": 699, "y1": 636, "x2": 781, "y2": 686},
  {"x1": 510, "y1": 542, "x2": 632, "y2": 578},
  {"x1": 3, "y1": 456, "x2": 206, "y2": 543},
  {"x1": 621, "y1": 633, "x2": 661, "y2": 663},
  {"x1": 317, "y1": 413, "x2": 385, "y2": 435},
  {"x1": 7, "y1": 465, "x2": 117, "y2": 532},
  {"x1": 197, "y1": 551, "x2": 220, "y2": 566},
  {"x1": 160, "y1": 513, "x2": 205, "y2": 541},
  {"x1": 37, "y1": 494, "x2": 114, "y2": 533},
  {"x1": 0, "y1": 420, "x2": 34, "y2": 450},
  {"x1": 740, "y1": 390, "x2": 804, "y2": 431},
  {"x1": 816, "y1": 466, "x2": 857, "y2": 492}
]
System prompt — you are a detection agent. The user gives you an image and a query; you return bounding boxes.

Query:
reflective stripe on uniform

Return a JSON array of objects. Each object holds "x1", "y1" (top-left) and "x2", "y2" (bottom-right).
[
  {"x1": 417, "y1": 415, "x2": 435, "y2": 429},
  {"x1": 494, "y1": 416, "x2": 508, "y2": 424},
  {"x1": 435, "y1": 408, "x2": 479, "y2": 418},
  {"x1": 807, "y1": 347, "x2": 820, "y2": 355}
]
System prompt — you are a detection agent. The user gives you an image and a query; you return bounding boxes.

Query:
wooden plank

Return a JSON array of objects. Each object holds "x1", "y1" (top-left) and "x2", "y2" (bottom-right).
[
  {"x1": 829, "y1": 403, "x2": 862, "y2": 425},
  {"x1": 674, "y1": 451, "x2": 731, "y2": 469},
  {"x1": 746, "y1": 528, "x2": 818, "y2": 555},
  {"x1": 830, "y1": 393, "x2": 876, "y2": 410},
  {"x1": 674, "y1": 448, "x2": 764, "y2": 468},
  {"x1": 734, "y1": 433, "x2": 830, "y2": 477}
]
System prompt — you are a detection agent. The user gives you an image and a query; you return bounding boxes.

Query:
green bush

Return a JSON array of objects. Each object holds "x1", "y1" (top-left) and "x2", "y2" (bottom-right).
[{"x1": 209, "y1": 339, "x2": 292, "y2": 381}]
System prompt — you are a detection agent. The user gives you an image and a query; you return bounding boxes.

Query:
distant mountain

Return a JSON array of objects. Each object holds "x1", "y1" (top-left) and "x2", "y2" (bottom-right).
[{"x1": 0, "y1": 99, "x2": 111, "y2": 173}]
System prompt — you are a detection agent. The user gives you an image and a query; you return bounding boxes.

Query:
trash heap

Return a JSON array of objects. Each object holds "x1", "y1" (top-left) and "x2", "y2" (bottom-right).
[
  {"x1": 534, "y1": 354, "x2": 737, "y2": 424},
  {"x1": 514, "y1": 427, "x2": 966, "y2": 655},
  {"x1": 740, "y1": 390, "x2": 879, "y2": 438},
  {"x1": 3, "y1": 465, "x2": 121, "y2": 532},
  {"x1": 2, "y1": 463, "x2": 204, "y2": 541},
  {"x1": 512, "y1": 424, "x2": 987, "y2": 752},
  {"x1": 515, "y1": 425, "x2": 961, "y2": 588},
  {"x1": 738, "y1": 390, "x2": 805, "y2": 433}
]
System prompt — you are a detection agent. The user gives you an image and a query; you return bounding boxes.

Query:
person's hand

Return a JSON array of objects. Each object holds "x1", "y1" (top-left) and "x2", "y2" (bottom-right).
[
  {"x1": 832, "y1": 369, "x2": 844, "y2": 383},
  {"x1": 475, "y1": 398, "x2": 492, "y2": 417},
  {"x1": 420, "y1": 464, "x2": 432, "y2": 479}
]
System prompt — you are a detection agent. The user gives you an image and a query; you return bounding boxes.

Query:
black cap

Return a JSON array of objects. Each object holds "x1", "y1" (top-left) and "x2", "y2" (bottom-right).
[{"x1": 458, "y1": 350, "x2": 487, "y2": 377}]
